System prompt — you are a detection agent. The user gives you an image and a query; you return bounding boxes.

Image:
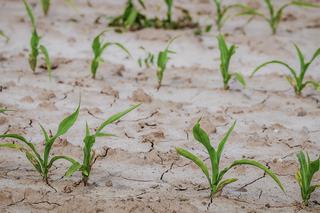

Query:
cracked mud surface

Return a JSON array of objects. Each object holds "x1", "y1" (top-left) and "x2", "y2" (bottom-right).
[{"x1": 1, "y1": 0, "x2": 320, "y2": 212}]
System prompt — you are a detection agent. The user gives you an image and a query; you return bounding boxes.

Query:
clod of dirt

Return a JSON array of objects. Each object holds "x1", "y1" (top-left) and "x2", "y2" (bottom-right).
[
  {"x1": 100, "y1": 85, "x2": 119, "y2": 99},
  {"x1": 141, "y1": 131, "x2": 165, "y2": 143},
  {"x1": 105, "y1": 180, "x2": 113, "y2": 187},
  {"x1": 20, "y1": 96, "x2": 34, "y2": 103},
  {"x1": 295, "y1": 107, "x2": 307, "y2": 117},
  {"x1": 0, "y1": 117, "x2": 8, "y2": 125},
  {"x1": 131, "y1": 88, "x2": 152, "y2": 103},
  {"x1": 38, "y1": 91, "x2": 56, "y2": 101},
  {"x1": 38, "y1": 101, "x2": 58, "y2": 111}
]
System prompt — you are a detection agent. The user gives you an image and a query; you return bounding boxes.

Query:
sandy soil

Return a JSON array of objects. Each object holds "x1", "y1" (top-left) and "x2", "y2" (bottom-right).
[{"x1": 1, "y1": 0, "x2": 320, "y2": 212}]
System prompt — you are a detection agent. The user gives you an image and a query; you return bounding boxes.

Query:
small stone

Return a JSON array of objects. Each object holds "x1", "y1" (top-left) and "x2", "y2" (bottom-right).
[
  {"x1": 131, "y1": 88, "x2": 152, "y2": 103},
  {"x1": 105, "y1": 180, "x2": 113, "y2": 187}
]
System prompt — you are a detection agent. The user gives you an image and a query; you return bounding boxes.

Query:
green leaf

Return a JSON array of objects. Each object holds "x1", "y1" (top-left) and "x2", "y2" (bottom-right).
[
  {"x1": 0, "y1": 143, "x2": 24, "y2": 150},
  {"x1": 0, "y1": 30, "x2": 9, "y2": 43},
  {"x1": 251, "y1": 60, "x2": 297, "y2": 81},
  {"x1": 216, "y1": 121, "x2": 236, "y2": 164},
  {"x1": 39, "y1": 45, "x2": 52, "y2": 79},
  {"x1": 226, "y1": 159, "x2": 285, "y2": 192},
  {"x1": 291, "y1": 1, "x2": 320, "y2": 8},
  {"x1": 176, "y1": 147, "x2": 211, "y2": 185},
  {"x1": 65, "y1": 162, "x2": 82, "y2": 177},
  {"x1": 96, "y1": 104, "x2": 140, "y2": 133},
  {"x1": 0, "y1": 134, "x2": 41, "y2": 162},
  {"x1": 216, "y1": 178, "x2": 238, "y2": 192},
  {"x1": 192, "y1": 119, "x2": 214, "y2": 152},
  {"x1": 22, "y1": 0, "x2": 36, "y2": 30},
  {"x1": 54, "y1": 103, "x2": 80, "y2": 138},
  {"x1": 234, "y1": 72, "x2": 246, "y2": 87}
]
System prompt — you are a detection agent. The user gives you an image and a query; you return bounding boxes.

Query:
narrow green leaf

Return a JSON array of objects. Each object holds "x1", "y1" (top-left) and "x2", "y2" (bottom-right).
[
  {"x1": 227, "y1": 159, "x2": 285, "y2": 192},
  {"x1": 96, "y1": 104, "x2": 140, "y2": 133},
  {"x1": 54, "y1": 103, "x2": 80, "y2": 138},
  {"x1": 39, "y1": 45, "x2": 52, "y2": 79},
  {"x1": 176, "y1": 147, "x2": 211, "y2": 185}
]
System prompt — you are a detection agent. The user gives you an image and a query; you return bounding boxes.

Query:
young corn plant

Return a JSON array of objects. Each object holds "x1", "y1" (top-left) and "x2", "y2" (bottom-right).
[
  {"x1": 66, "y1": 104, "x2": 140, "y2": 186},
  {"x1": 217, "y1": 35, "x2": 245, "y2": 90},
  {"x1": 212, "y1": 0, "x2": 252, "y2": 31},
  {"x1": 156, "y1": 37, "x2": 178, "y2": 90},
  {"x1": 23, "y1": 0, "x2": 52, "y2": 78},
  {"x1": 0, "y1": 104, "x2": 81, "y2": 184},
  {"x1": 91, "y1": 31, "x2": 131, "y2": 79},
  {"x1": 251, "y1": 44, "x2": 320, "y2": 96},
  {"x1": 138, "y1": 47, "x2": 155, "y2": 68},
  {"x1": 296, "y1": 151, "x2": 320, "y2": 205},
  {"x1": 108, "y1": 0, "x2": 147, "y2": 30},
  {"x1": 176, "y1": 119, "x2": 285, "y2": 198},
  {"x1": 240, "y1": 0, "x2": 320, "y2": 34}
]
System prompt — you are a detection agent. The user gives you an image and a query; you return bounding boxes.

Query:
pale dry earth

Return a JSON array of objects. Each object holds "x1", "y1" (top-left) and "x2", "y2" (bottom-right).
[{"x1": 0, "y1": 0, "x2": 320, "y2": 212}]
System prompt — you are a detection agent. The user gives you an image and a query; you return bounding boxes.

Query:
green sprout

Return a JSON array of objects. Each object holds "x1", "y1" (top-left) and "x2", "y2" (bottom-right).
[
  {"x1": 0, "y1": 30, "x2": 9, "y2": 43},
  {"x1": 108, "y1": 0, "x2": 198, "y2": 31},
  {"x1": 251, "y1": 44, "x2": 320, "y2": 96},
  {"x1": 212, "y1": 0, "x2": 252, "y2": 31},
  {"x1": 164, "y1": 0, "x2": 173, "y2": 23},
  {"x1": 138, "y1": 47, "x2": 155, "y2": 68},
  {"x1": 41, "y1": 0, "x2": 50, "y2": 16},
  {"x1": 156, "y1": 37, "x2": 178, "y2": 90},
  {"x1": 0, "y1": 104, "x2": 81, "y2": 184},
  {"x1": 66, "y1": 104, "x2": 140, "y2": 186},
  {"x1": 240, "y1": 0, "x2": 320, "y2": 34},
  {"x1": 296, "y1": 151, "x2": 320, "y2": 205},
  {"x1": 176, "y1": 119, "x2": 285, "y2": 198},
  {"x1": 109, "y1": 0, "x2": 147, "y2": 30},
  {"x1": 23, "y1": 0, "x2": 51, "y2": 78},
  {"x1": 91, "y1": 31, "x2": 131, "y2": 79},
  {"x1": 217, "y1": 35, "x2": 245, "y2": 90}
]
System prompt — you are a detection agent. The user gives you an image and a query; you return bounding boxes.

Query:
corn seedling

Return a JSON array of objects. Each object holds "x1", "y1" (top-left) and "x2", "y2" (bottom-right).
[
  {"x1": 65, "y1": 104, "x2": 140, "y2": 185},
  {"x1": 109, "y1": 0, "x2": 198, "y2": 31},
  {"x1": 138, "y1": 47, "x2": 155, "y2": 68},
  {"x1": 0, "y1": 30, "x2": 9, "y2": 43},
  {"x1": 23, "y1": 0, "x2": 52, "y2": 78},
  {"x1": 91, "y1": 31, "x2": 131, "y2": 79},
  {"x1": 0, "y1": 104, "x2": 81, "y2": 184},
  {"x1": 156, "y1": 37, "x2": 178, "y2": 90},
  {"x1": 176, "y1": 119, "x2": 285, "y2": 198},
  {"x1": 164, "y1": 0, "x2": 173, "y2": 23},
  {"x1": 239, "y1": 0, "x2": 320, "y2": 34},
  {"x1": 109, "y1": 0, "x2": 147, "y2": 31},
  {"x1": 251, "y1": 44, "x2": 320, "y2": 95},
  {"x1": 217, "y1": 35, "x2": 245, "y2": 90},
  {"x1": 296, "y1": 151, "x2": 320, "y2": 205},
  {"x1": 212, "y1": 0, "x2": 252, "y2": 31}
]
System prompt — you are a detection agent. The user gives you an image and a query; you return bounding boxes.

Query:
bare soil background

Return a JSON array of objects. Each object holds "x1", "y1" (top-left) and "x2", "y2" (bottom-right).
[{"x1": 0, "y1": 0, "x2": 320, "y2": 212}]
